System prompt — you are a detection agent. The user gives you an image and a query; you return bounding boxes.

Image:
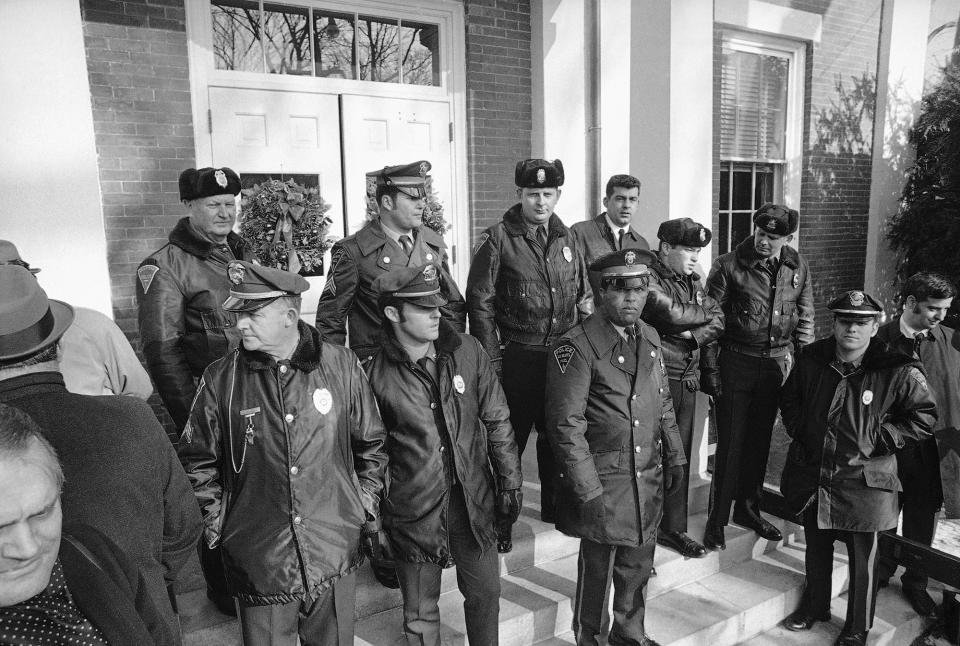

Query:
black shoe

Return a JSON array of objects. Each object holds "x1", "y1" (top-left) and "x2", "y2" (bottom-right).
[
  {"x1": 703, "y1": 524, "x2": 726, "y2": 551},
  {"x1": 783, "y1": 609, "x2": 830, "y2": 631},
  {"x1": 904, "y1": 587, "x2": 937, "y2": 617},
  {"x1": 658, "y1": 529, "x2": 708, "y2": 558},
  {"x1": 206, "y1": 589, "x2": 237, "y2": 617},
  {"x1": 834, "y1": 629, "x2": 867, "y2": 646},
  {"x1": 732, "y1": 511, "x2": 782, "y2": 541}
]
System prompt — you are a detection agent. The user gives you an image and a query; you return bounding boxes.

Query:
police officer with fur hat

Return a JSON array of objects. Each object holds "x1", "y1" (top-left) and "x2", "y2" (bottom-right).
[
  {"x1": 179, "y1": 260, "x2": 387, "y2": 645},
  {"x1": 702, "y1": 203, "x2": 815, "y2": 551},
  {"x1": 780, "y1": 290, "x2": 935, "y2": 645},
  {"x1": 136, "y1": 166, "x2": 255, "y2": 614},
  {"x1": 362, "y1": 264, "x2": 521, "y2": 645},
  {"x1": 316, "y1": 160, "x2": 465, "y2": 360},
  {"x1": 466, "y1": 158, "x2": 592, "y2": 523},
  {"x1": 545, "y1": 249, "x2": 685, "y2": 646},
  {"x1": 643, "y1": 218, "x2": 724, "y2": 559}
]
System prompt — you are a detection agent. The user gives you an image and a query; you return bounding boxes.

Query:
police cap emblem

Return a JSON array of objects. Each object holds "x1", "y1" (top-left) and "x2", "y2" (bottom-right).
[
  {"x1": 419, "y1": 161, "x2": 430, "y2": 178},
  {"x1": 422, "y1": 264, "x2": 438, "y2": 282},
  {"x1": 699, "y1": 227, "x2": 707, "y2": 243},
  {"x1": 624, "y1": 251, "x2": 636, "y2": 265},
  {"x1": 849, "y1": 291, "x2": 865, "y2": 306},
  {"x1": 765, "y1": 219, "x2": 777, "y2": 232},
  {"x1": 214, "y1": 169, "x2": 228, "y2": 188},
  {"x1": 536, "y1": 168, "x2": 546, "y2": 184},
  {"x1": 227, "y1": 261, "x2": 245, "y2": 285}
]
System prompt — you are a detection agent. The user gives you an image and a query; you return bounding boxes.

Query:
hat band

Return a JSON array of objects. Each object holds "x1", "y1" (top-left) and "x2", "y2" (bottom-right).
[
  {"x1": 0, "y1": 308, "x2": 55, "y2": 357},
  {"x1": 396, "y1": 287, "x2": 441, "y2": 297},
  {"x1": 832, "y1": 309, "x2": 879, "y2": 316},
  {"x1": 228, "y1": 289, "x2": 288, "y2": 300}
]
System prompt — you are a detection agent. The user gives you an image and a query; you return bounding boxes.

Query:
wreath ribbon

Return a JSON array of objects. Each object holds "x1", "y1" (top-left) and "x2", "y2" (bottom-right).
[{"x1": 273, "y1": 202, "x2": 304, "y2": 275}]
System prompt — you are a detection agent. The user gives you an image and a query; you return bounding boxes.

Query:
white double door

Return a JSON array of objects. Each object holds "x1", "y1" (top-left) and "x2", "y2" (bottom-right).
[{"x1": 208, "y1": 87, "x2": 455, "y2": 319}]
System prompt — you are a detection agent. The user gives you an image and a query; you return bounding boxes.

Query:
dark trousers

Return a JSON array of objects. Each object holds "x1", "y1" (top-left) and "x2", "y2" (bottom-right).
[
  {"x1": 199, "y1": 542, "x2": 232, "y2": 603},
  {"x1": 708, "y1": 349, "x2": 789, "y2": 527},
  {"x1": 661, "y1": 378, "x2": 697, "y2": 533},
  {"x1": 237, "y1": 572, "x2": 356, "y2": 646},
  {"x1": 573, "y1": 537, "x2": 656, "y2": 646},
  {"x1": 877, "y1": 437, "x2": 943, "y2": 590},
  {"x1": 502, "y1": 342, "x2": 558, "y2": 518},
  {"x1": 395, "y1": 486, "x2": 500, "y2": 646},
  {"x1": 800, "y1": 507, "x2": 879, "y2": 634}
]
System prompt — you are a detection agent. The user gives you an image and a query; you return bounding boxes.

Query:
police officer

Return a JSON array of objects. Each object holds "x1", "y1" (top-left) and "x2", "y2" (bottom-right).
[
  {"x1": 136, "y1": 166, "x2": 254, "y2": 614},
  {"x1": 779, "y1": 290, "x2": 936, "y2": 646},
  {"x1": 545, "y1": 249, "x2": 685, "y2": 646},
  {"x1": 467, "y1": 158, "x2": 592, "y2": 522},
  {"x1": 316, "y1": 160, "x2": 465, "y2": 360},
  {"x1": 179, "y1": 261, "x2": 387, "y2": 645},
  {"x1": 363, "y1": 265, "x2": 522, "y2": 646},
  {"x1": 703, "y1": 203, "x2": 814, "y2": 550},
  {"x1": 571, "y1": 174, "x2": 650, "y2": 297},
  {"x1": 648, "y1": 218, "x2": 724, "y2": 559},
  {"x1": 876, "y1": 272, "x2": 960, "y2": 616}
]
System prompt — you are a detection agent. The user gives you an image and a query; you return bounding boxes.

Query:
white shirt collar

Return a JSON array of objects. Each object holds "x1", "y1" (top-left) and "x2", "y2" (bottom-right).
[
  {"x1": 604, "y1": 214, "x2": 629, "y2": 237},
  {"x1": 380, "y1": 220, "x2": 413, "y2": 245},
  {"x1": 899, "y1": 315, "x2": 929, "y2": 339}
]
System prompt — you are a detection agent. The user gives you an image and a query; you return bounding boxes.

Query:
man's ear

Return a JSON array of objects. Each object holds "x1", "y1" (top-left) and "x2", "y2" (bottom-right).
[
  {"x1": 786, "y1": 234, "x2": 795, "y2": 244},
  {"x1": 904, "y1": 295, "x2": 917, "y2": 309},
  {"x1": 380, "y1": 194, "x2": 395, "y2": 211},
  {"x1": 384, "y1": 305, "x2": 402, "y2": 324},
  {"x1": 515, "y1": 188, "x2": 523, "y2": 201}
]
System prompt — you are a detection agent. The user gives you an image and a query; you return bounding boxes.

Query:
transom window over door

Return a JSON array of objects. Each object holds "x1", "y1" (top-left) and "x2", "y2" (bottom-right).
[{"x1": 717, "y1": 33, "x2": 804, "y2": 254}]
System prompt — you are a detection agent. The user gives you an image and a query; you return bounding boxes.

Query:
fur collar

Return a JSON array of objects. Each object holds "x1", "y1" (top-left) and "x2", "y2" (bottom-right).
[
  {"x1": 168, "y1": 217, "x2": 248, "y2": 259},
  {"x1": 242, "y1": 320, "x2": 321, "y2": 371},
  {"x1": 734, "y1": 235, "x2": 799, "y2": 270},
  {"x1": 377, "y1": 318, "x2": 462, "y2": 364}
]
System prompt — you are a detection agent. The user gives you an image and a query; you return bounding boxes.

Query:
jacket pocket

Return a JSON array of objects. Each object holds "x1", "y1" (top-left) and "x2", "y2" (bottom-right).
[
  {"x1": 592, "y1": 449, "x2": 621, "y2": 476},
  {"x1": 862, "y1": 460, "x2": 902, "y2": 492}
]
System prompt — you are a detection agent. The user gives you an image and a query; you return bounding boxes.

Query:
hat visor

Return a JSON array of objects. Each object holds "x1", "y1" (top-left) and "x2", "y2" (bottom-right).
[
  {"x1": 833, "y1": 311, "x2": 879, "y2": 321},
  {"x1": 222, "y1": 295, "x2": 281, "y2": 313},
  {"x1": 404, "y1": 293, "x2": 448, "y2": 308},
  {"x1": 0, "y1": 299, "x2": 74, "y2": 362},
  {"x1": 600, "y1": 276, "x2": 650, "y2": 290}
]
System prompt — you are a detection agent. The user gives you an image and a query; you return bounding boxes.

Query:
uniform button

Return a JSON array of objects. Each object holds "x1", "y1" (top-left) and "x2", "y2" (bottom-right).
[
  {"x1": 656, "y1": 464, "x2": 663, "y2": 473},
  {"x1": 290, "y1": 466, "x2": 299, "y2": 475},
  {"x1": 383, "y1": 256, "x2": 391, "y2": 263},
  {"x1": 617, "y1": 356, "x2": 625, "y2": 364},
  {"x1": 636, "y1": 470, "x2": 642, "y2": 479},
  {"x1": 631, "y1": 394, "x2": 637, "y2": 400},
  {"x1": 658, "y1": 388, "x2": 663, "y2": 394},
  {"x1": 635, "y1": 446, "x2": 641, "y2": 453},
  {"x1": 551, "y1": 288, "x2": 556, "y2": 293},
  {"x1": 771, "y1": 336, "x2": 776, "y2": 342},
  {"x1": 430, "y1": 402, "x2": 437, "y2": 410},
  {"x1": 293, "y1": 515, "x2": 302, "y2": 525},
  {"x1": 552, "y1": 318, "x2": 557, "y2": 324},
  {"x1": 650, "y1": 351, "x2": 656, "y2": 357},
  {"x1": 439, "y1": 446, "x2": 446, "y2": 452},
  {"x1": 284, "y1": 413, "x2": 294, "y2": 423},
  {"x1": 774, "y1": 310, "x2": 780, "y2": 316},
  {"x1": 633, "y1": 420, "x2": 640, "y2": 427},
  {"x1": 279, "y1": 365, "x2": 288, "y2": 374}
]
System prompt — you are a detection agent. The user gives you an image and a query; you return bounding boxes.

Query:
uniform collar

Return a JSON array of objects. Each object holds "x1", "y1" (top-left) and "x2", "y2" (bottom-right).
[
  {"x1": 168, "y1": 217, "x2": 246, "y2": 260},
  {"x1": 581, "y1": 311, "x2": 657, "y2": 357},
  {"x1": 356, "y1": 219, "x2": 445, "y2": 256}
]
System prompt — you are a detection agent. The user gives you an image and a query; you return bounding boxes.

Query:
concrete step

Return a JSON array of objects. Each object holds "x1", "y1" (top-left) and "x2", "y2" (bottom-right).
[{"x1": 354, "y1": 515, "x2": 803, "y2": 646}]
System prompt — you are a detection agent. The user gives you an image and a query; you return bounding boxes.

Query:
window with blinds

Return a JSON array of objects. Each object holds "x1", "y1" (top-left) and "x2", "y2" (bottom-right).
[{"x1": 720, "y1": 47, "x2": 789, "y2": 161}]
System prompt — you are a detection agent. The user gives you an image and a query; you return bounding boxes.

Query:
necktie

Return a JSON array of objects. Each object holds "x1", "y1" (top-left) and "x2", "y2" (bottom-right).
[
  {"x1": 399, "y1": 235, "x2": 413, "y2": 256},
  {"x1": 618, "y1": 229, "x2": 625, "y2": 250},
  {"x1": 913, "y1": 331, "x2": 925, "y2": 356},
  {"x1": 625, "y1": 325, "x2": 637, "y2": 350},
  {"x1": 537, "y1": 225, "x2": 548, "y2": 248}
]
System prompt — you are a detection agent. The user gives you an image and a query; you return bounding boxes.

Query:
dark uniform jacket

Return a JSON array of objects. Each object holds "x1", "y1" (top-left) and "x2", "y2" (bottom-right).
[
  {"x1": 316, "y1": 220, "x2": 465, "y2": 358},
  {"x1": 137, "y1": 217, "x2": 255, "y2": 429},
  {"x1": 544, "y1": 313, "x2": 687, "y2": 546},
  {"x1": 643, "y1": 261, "x2": 725, "y2": 383},
  {"x1": 178, "y1": 322, "x2": 388, "y2": 605},
  {"x1": 466, "y1": 205, "x2": 593, "y2": 361},
  {"x1": 0, "y1": 372, "x2": 201, "y2": 641},
  {"x1": 707, "y1": 236, "x2": 814, "y2": 355},
  {"x1": 363, "y1": 321, "x2": 522, "y2": 565},
  {"x1": 571, "y1": 213, "x2": 650, "y2": 297},
  {"x1": 780, "y1": 337, "x2": 937, "y2": 531},
  {"x1": 878, "y1": 317, "x2": 960, "y2": 517}
]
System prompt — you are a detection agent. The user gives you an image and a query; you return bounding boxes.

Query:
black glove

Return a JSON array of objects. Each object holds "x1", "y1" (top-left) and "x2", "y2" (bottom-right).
[
  {"x1": 871, "y1": 427, "x2": 899, "y2": 458},
  {"x1": 664, "y1": 465, "x2": 684, "y2": 496},
  {"x1": 699, "y1": 343, "x2": 722, "y2": 398},
  {"x1": 577, "y1": 494, "x2": 604, "y2": 525},
  {"x1": 495, "y1": 488, "x2": 523, "y2": 553},
  {"x1": 361, "y1": 518, "x2": 400, "y2": 589}
]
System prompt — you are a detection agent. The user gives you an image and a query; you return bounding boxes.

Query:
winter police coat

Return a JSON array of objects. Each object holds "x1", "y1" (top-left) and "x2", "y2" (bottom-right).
[
  {"x1": 544, "y1": 313, "x2": 686, "y2": 546},
  {"x1": 643, "y1": 262, "x2": 725, "y2": 383},
  {"x1": 363, "y1": 321, "x2": 522, "y2": 565},
  {"x1": 136, "y1": 217, "x2": 255, "y2": 429},
  {"x1": 707, "y1": 236, "x2": 814, "y2": 354},
  {"x1": 466, "y1": 205, "x2": 593, "y2": 362},
  {"x1": 178, "y1": 322, "x2": 387, "y2": 605},
  {"x1": 315, "y1": 219, "x2": 465, "y2": 358},
  {"x1": 780, "y1": 337, "x2": 936, "y2": 531}
]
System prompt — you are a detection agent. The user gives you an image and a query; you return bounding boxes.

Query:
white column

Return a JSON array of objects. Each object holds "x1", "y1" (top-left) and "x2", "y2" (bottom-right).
[
  {"x1": 864, "y1": 0, "x2": 932, "y2": 307},
  {"x1": 0, "y1": 0, "x2": 112, "y2": 314}
]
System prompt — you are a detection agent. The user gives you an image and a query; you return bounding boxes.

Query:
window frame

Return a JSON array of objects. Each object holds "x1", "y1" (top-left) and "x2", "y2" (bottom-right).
[{"x1": 719, "y1": 30, "x2": 806, "y2": 252}]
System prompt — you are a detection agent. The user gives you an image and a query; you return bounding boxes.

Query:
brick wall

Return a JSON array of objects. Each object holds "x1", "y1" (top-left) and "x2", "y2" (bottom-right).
[
  {"x1": 463, "y1": 0, "x2": 533, "y2": 240},
  {"x1": 81, "y1": 0, "x2": 193, "y2": 429}
]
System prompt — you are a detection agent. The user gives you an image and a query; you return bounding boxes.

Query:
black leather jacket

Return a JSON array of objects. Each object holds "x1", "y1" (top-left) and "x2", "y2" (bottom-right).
[
  {"x1": 136, "y1": 217, "x2": 254, "y2": 429},
  {"x1": 706, "y1": 237, "x2": 814, "y2": 354},
  {"x1": 466, "y1": 205, "x2": 593, "y2": 361},
  {"x1": 363, "y1": 321, "x2": 522, "y2": 565},
  {"x1": 178, "y1": 322, "x2": 387, "y2": 604}
]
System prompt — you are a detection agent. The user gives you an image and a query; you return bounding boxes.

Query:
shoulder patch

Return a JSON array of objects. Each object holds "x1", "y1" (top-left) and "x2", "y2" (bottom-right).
[
  {"x1": 554, "y1": 344, "x2": 576, "y2": 374},
  {"x1": 908, "y1": 366, "x2": 928, "y2": 391},
  {"x1": 322, "y1": 246, "x2": 345, "y2": 296},
  {"x1": 473, "y1": 232, "x2": 490, "y2": 255},
  {"x1": 137, "y1": 264, "x2": 160, "y2": 294}
]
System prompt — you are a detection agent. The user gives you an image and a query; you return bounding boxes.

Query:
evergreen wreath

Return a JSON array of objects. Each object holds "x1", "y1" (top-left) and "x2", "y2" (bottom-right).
[{"x1": 239, "y1": 178, "x2": 334, "y2": 276}]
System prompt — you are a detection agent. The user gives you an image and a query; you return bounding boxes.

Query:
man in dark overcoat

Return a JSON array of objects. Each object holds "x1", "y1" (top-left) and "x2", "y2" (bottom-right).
[
  {"x1": 779, "y1": 290, "x2": 936, "y2": 646},
  {"x1": 0, "y1": 265, "x2": 201, "y2": 643},
  {"x1": 545, "y1": 249, "x2": 686, "y2": 646},
  {"x1": 875, "y1": 271, "x2": 960, "y2": 615},
  {"x1": 363, "y1": 264, "x2": 522, "y2": 646},
  {"x1": 316, "y1": 161, "x2": 465, "y2": 361}
]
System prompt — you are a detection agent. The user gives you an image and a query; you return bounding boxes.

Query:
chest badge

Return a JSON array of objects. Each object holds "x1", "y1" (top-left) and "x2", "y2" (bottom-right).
[
  {"x1": 696, "y1": 291, "x2": 704, "y2": 305},
  {"x1": 862, "y1": 390, "x2": 873, "y2": 405},
  {"x1": 313, "y1": 388, "x2": 333, "y2": 415},
  {"x1": 792, "y1": 273, "x2": 800, "y2": 289},
  {"x1": 453, "y1": 374, "x2": 465, "y2": 394},
  {"x1": 425, "y1": 253, "x2": 434, "y2": 261},
  {"x1": 562, "y1": 246, "x2": 573, "y2": 262}
]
